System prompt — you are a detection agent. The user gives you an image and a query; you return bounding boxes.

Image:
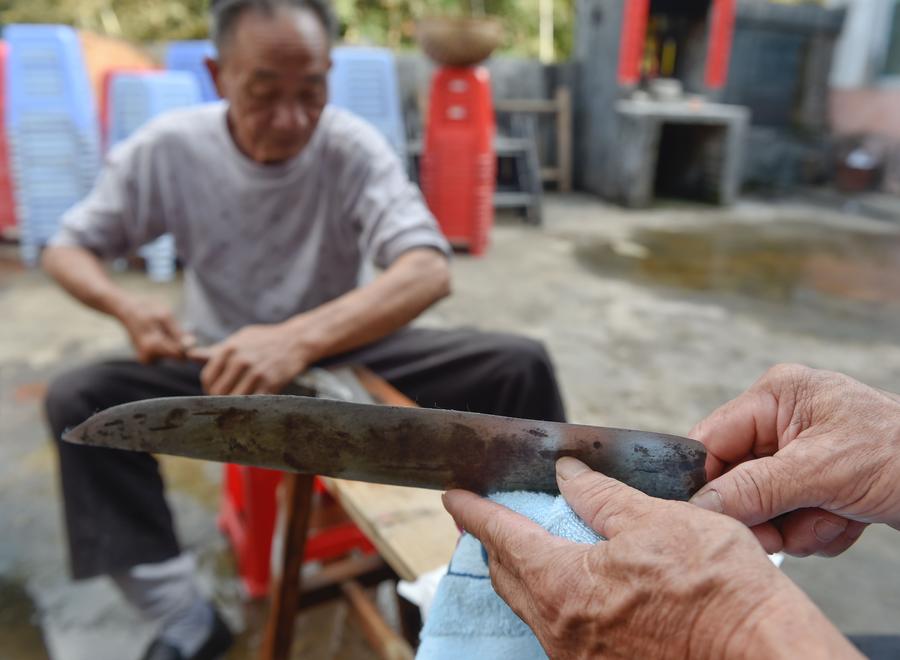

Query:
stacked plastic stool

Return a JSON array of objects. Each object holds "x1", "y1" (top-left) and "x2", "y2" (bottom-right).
[
  {"x1": 421, "y1": 66, "x2": 496, "y2": 256},
  {"x1": 328, "y1": 46, "x2": 407, "y2": 162},
  {"x1": 0, "y1": 42, "x2": 17, "y2": 237},
  {"x1": 106, "y1": 71, "x2": 201, "y2": 281},
  {"x1": 219, "y1": 465, "x2": 376, "y2": 598},
  {"x1": 164, "y1": 40, "x2": 219, "y2": 103},
  {"x1": 4, "y1": 24, "x2": 101, "y2": 265}
]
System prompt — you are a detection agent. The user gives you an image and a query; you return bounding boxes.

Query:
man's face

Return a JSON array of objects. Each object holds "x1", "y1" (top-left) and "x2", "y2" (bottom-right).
[{"x1": 208, "y1": 7, "x2": 331, "y2": 164}]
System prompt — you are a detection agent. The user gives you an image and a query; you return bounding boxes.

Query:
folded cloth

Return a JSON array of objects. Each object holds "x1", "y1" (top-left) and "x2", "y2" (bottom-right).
[{"x1": 416, "y1": 492, "x2": 603, "y2": 660}]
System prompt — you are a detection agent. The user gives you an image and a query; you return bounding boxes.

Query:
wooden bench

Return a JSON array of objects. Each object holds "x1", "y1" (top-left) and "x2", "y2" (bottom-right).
[{"x1": 259, "y1": 366, "x2": 460, "y2": 660}]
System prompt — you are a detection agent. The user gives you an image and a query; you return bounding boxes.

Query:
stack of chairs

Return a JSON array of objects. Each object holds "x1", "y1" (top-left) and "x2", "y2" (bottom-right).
[
  {"x1": 328, "y1": 46, "x2": 409, "y2": 283},
  {"x1": 164, "y1": 41, "x2": 219, "y2": 103},
  {"x1": 106, "y1": 71, "x2": 202, "y2": 281},
  {"x1": 4, "y1": 25, "x2": 101, "y2": 265},
  {"x1": 328, "y1": 46, "x2": 407, "y2": 164}
]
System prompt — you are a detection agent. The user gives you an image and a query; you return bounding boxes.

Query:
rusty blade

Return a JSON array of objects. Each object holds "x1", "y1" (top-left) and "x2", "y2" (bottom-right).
[{"x1": 63, "y1": 396, "x2": 707, "y2": 499}]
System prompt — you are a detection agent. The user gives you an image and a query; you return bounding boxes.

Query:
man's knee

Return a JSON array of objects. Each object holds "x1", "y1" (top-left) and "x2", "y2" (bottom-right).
[
  {"x1": 484, "y1": 334, "x2": 557, "y2": 382},
  {"x1": 45, "y1": 363, "x2": 117, "y2": 436},
  {"x1": 477, "y1": 333, "x2": 566, "y2": 421}
]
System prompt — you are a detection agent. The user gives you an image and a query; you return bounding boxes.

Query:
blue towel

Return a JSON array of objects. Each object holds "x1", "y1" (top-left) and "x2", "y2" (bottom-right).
[{"x1": 417, "y1": 492, "x2": 603, "y2": 660}]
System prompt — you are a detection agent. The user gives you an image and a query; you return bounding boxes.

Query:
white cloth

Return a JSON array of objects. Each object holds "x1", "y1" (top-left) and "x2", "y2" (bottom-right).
[{"x1": 417, "y1": 492, "x2": 601, "y2": 660}]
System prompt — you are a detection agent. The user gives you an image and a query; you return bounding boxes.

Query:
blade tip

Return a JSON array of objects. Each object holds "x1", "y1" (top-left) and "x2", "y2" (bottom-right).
[{"x1": 61, "y1": 423, "x2": 86, "y2": 445}]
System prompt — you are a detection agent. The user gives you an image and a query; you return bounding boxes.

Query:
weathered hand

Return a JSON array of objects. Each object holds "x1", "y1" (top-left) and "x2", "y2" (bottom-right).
[
  {"x1": 187, "y1": 323, "x2": 310, "y2": 395},
  {"x1": 116, "y1": 297, "x2": 192, "y2": 364},
  {"x1": 690, "y1": 364, "x2": 900, "y2": 557},
  {"x1": 443, "y1": 458, "x2": 858, "y2": 660}
]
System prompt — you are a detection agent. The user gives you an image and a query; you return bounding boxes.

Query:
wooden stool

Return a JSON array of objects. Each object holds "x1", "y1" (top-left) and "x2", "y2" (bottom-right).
[{"x1": 259, "y1": 366, "x2": 459, "y2": 660}]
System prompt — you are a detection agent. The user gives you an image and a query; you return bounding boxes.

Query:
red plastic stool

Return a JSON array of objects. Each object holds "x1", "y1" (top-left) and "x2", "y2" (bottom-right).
[
  {"x1": 218, "y1": 464, "x2": 375, "y2": 599},
  {"x1": 0, "y1": 42, "x2": 17, "y2": 236}
]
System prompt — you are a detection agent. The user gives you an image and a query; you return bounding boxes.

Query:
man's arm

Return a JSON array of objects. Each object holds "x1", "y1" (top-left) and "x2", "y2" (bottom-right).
[
  {"x1": 283, "y1": 247, "x2": 450, "y2": 359},
  {"x1": 287, "y1": 248, "x2": 450, "y2": 362},
  {"x1": 42, "y1": 245, "x2": 190, "y2": 363},
  {"x1": 188, "y1": 247, "x2": 450, "y2": 395},
  {"x1": 43, "y1": 245, "x2": 133, "y2": 318}
]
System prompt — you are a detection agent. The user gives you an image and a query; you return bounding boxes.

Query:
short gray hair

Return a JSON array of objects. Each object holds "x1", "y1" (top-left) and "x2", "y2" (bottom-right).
[{"x1": 210, "y1": 0, "x2": 337, "y2": 53}]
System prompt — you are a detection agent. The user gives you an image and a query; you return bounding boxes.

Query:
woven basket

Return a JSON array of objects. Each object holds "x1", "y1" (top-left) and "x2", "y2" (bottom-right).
[{"x1": 416, "y1": 16, "x2": 503, "y2": 67}]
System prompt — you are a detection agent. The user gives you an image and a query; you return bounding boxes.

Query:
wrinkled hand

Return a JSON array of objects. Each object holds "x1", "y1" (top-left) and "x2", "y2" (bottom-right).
[
  {"x1": 690, "y1": 364, "x2": 900, "y2": 558},
  {"x1": 116, "y1": 297, "x2": 193, "y2": 364},
  {"x1": 444, "y1": 458, "x2": 856, "y2": 660},
  {"x1": 187, "y1": 324, "x2": 310, "y2": 395}
]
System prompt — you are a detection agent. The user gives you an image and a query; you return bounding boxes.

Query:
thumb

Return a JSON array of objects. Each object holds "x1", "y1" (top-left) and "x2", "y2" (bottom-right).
[
  {"x1": 690, "y1": 454, "x2": 814, "y2": 526},
  {"x1": 556, "y1": 457, "x2": 662, "y2": 539}
]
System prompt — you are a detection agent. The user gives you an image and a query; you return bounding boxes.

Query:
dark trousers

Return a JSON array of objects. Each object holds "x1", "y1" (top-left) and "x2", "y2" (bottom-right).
[{"x1": 45, "y1": 327, "x2": 566, "y2": 579}]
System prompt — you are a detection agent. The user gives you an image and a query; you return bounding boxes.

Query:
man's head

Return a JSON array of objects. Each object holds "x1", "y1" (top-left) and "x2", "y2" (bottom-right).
[{"x1": 206, "y1": 0, "x2": 336, "y2": 164}]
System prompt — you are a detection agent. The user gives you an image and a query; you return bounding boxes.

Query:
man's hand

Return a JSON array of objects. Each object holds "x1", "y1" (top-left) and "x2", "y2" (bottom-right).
[
  {"x1": 116, "y1": 297, "x2": 193, "y2": 364},
  {"x1": 690, "y1": 364, "x2": 900, "y2": 557},
  {"x1": 443, "y1": 458, "x2": 858, "y2": 660},
  {"x1": 187, "y1": 323, "x2": 310, "y2": 395}
]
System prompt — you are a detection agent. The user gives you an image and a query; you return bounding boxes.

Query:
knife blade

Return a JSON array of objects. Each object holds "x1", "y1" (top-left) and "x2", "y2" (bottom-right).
[{"x1": 63, "y1": 396, "x2": 706, "y2": 499}]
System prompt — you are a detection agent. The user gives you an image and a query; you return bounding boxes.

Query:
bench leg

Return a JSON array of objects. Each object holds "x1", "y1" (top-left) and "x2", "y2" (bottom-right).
[
  {"x1": 396, "y1": 589, "x2": 423, "y2": 651},
  {"x1": 259, "y1": 473, "x2": 315, "y2": 660},
  {"x1": 342, "y1": 580, "x2": 414, "y2": 660}
]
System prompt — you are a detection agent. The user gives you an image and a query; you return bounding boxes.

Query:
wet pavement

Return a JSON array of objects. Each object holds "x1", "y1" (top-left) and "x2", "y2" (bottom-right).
[
  {"x1": 576, "y1": 221, "x2": 900, "y2": 308},
  {"x1": 574, "y1": 220, "x2": 900, "y2": 342},
  {"x1": 1, "y1": 193, "x2": 899, "y2": 658}
]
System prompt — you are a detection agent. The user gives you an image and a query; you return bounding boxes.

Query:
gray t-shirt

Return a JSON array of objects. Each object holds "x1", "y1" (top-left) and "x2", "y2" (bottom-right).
[{"x1": 51, "y1": 103, "x2": 450, "y2": 343}]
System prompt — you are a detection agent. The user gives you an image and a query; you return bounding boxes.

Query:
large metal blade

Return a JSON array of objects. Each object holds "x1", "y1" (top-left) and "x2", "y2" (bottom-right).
[{"x1": 64, "y1": 396, "x2": 706, "y2": 499}]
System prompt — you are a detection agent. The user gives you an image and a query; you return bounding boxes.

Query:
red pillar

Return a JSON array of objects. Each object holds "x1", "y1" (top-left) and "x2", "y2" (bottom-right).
[
  {"x1": 618, "y1": 0, "x2": 651, "y2": 86},
  {"x1": 705, "y1": 0, "x2": 736, "y2": 89}
]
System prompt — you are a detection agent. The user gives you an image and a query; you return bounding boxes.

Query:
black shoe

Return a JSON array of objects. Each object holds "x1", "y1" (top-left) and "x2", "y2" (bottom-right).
[{"x1": 140, "y1": 606, "x2": 234, "y2": 660}]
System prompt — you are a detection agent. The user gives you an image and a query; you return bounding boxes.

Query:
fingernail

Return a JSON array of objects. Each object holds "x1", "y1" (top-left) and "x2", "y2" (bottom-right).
[
  {"x1": 813, "y1": 518, "x2": 846, "y2": 543},
  {"x1": 556, "y1": 457, "x2": 590, "y2": 481},
  {"x1": 690, "y1": 489, "x2": 723, "y2": 514}
]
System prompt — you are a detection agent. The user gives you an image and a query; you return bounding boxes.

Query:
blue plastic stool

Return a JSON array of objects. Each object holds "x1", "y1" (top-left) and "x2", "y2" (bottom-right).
[
  {"x1": 165, "y1": 40, "x2": 219, "y2": 103},
  {"x1": 107, "y1": 71, "x2": 201, "y2": 147},
  {"x1": 107, "y1": 71, "x2": 202, "y2": 281},
  {"x1": 328, "y1": 46, "x2": 407, "y2": 162},
  {"x1": 4, "y1": 24, "x2": 100, "y2": 264}
]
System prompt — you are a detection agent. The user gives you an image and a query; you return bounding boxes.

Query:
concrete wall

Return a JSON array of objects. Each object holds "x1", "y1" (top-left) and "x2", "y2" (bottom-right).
[
  {"x1": 828, "y1": 0, "x2": 894, "y2": 89},
  {"x1": 826, "y1": 0, "x2": 900, "y2": 140},
  {"x1": 830, "y1": 88, "x2": 900, "y2": 141},
  {"x1": 572, "y1": 0, "x2": 631, "y2": 198}
]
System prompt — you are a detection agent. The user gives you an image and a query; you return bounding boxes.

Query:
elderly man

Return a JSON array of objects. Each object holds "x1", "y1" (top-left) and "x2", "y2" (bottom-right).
[
  {"x1": 41, "y1": 0, "x2": 565, "y2": 658},
  {"x1": 447, "y1": 364, "x2": 900, "y2": 659}
]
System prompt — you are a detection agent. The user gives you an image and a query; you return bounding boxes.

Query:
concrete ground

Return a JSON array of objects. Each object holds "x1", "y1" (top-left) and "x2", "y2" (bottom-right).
[{"x1": 1, "y1": 193, "x2": 899, "y2": 658}]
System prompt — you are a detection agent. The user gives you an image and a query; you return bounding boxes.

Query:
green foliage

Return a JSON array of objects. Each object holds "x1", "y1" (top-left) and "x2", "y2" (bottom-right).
[
  {"x1": 0, "y1": 0, "x2": 575, "y2": 59},
  {"x1": 0, "y1": 0, "x2": 210, "y2": 41}
]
